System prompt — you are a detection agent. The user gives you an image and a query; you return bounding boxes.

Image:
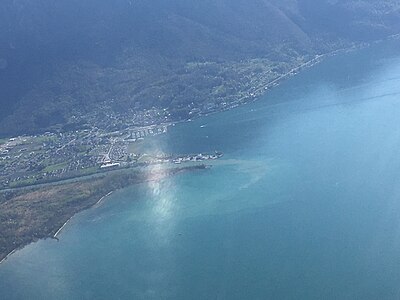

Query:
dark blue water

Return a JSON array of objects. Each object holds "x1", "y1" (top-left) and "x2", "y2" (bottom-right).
[{"x1": 1, "y1": 40, "x2": 400, "y2": 299}]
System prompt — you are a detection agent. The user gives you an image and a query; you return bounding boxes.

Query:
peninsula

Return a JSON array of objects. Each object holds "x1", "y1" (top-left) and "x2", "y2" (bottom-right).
[{"x1": 0, "y1": 164, "x2": 209, "y2": 263}]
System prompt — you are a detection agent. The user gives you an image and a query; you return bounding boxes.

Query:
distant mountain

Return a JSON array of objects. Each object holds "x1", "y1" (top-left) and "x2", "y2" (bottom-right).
[{"x1": 0, "y1": 0, "x2": 399, "y2": 136}]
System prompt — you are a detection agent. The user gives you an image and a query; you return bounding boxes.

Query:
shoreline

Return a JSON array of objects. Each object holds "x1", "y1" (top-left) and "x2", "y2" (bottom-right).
[
  {"x1": 53, "y1": 191, "x2": 114, "y2": 239},
  {"x1": 0, "y1": 45, "x2": 369, "y2": 267},
  {"x1": 94, "y1": 191, "x2": 114, "y2": 207},
  {"x1": 0, "y1": 190, "x2": 116, "y2": 265},
  {"x1": 190, "y1": 34, "x2": 400, "y2": 122},
  {"x1": 0, "y1": 165, "x2": 207, "y2": 265},
  {"x1": 1, "y1": 36, "x2": 398, "y2": 267},
  {"x1": 0, "y1": 249, "x2": 17, "y2": 265},
  {"x1": 189, "y1": 44, "x2": 362, "y2": 121},
  {"x1": 53, "y1": 218, "x2": 71, "y2": 239}
]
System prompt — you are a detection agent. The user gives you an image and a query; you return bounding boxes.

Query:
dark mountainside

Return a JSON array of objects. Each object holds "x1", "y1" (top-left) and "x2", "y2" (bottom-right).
[{"x1": 0, "y1": 0, "x2": 399, "y2": 137}]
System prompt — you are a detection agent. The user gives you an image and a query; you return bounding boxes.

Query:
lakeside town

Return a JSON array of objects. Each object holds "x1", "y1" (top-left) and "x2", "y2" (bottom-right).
[
  {"x1": 0, "y1": 57, "x2": 306, "y2": 190},
  {"x1": 0, "y1": 49, "x2": 352, "y2": 191},
  {"x1": 0, "y1": 44, "x2": 368, "y2": 191},
  {"x1": 0, "y1": 118, "x2": 223, "y2": 190}
]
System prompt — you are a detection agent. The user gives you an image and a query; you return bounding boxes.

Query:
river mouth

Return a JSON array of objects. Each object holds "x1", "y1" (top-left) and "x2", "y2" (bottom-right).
[{"x1": 1, "y1": 39, "x2": 400, "y2": 299}]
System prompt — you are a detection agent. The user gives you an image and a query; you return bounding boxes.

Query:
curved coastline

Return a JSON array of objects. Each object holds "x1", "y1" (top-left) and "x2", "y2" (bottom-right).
[
  {"x1": 0, "y1": 43, "x2": 373, "y2": 267},
  {"x1": 0, "y1": 249, "x2": 17, "y2": 265},
  {"x1": 0, "y1": 191, "x2": 115, "y2": 265},
  {"x1": 53, "y1": 191, "x2": 114, "y2": 239},
  {"x1": 1, "y1": 36, "x2": 398, "y2": 268},
  {"x1": 0, "y1": 165, "x2": 207, "y2": 265}
]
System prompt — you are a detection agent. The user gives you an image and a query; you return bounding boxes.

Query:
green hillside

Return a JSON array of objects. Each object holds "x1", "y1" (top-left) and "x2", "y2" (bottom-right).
[{"x1": 0, "y1": 0, "x2": 399, "y2": 136}]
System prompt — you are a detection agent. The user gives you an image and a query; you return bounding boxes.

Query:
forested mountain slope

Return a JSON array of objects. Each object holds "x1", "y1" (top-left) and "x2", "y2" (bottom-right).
[{"x1": 0, "y1": 0, "x2": 399, "y2": 136}]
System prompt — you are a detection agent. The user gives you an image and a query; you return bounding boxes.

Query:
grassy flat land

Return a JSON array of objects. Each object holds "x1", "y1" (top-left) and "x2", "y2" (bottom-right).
[
  {"x1": 0, "y1": 164, "x2": 207, "y2": 262},
  {"x1": 43, "y1": 162, "x2": 69, "y2": 173}
]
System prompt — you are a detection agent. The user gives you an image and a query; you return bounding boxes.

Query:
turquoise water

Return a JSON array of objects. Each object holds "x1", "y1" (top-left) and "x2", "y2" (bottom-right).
[{"x1": 2, "y1": 41, "x2": 400, "y2": 299}]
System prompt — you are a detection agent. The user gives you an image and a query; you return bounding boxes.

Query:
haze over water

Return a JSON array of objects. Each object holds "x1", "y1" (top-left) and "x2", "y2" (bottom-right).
[{"x1": 1, "y1": 40, "x2": 400, "y2": 299}]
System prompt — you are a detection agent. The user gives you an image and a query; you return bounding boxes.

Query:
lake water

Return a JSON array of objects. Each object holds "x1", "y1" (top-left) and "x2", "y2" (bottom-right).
[{"x1": 2, "y1": 40, "x2": 400, "y2": 299}]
